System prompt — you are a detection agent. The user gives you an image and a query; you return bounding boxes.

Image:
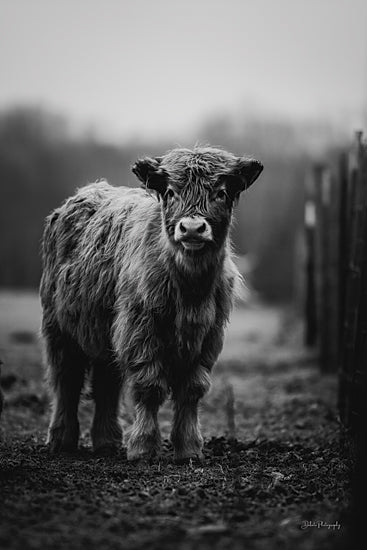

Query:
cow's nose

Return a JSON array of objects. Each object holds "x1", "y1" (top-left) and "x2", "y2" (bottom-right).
[
  {"x1": 179, "y1": 218, "x2": 207, "y2": 235},
  {"x1": 178, "y1": 217, "x2": 210, "y2": 238}
]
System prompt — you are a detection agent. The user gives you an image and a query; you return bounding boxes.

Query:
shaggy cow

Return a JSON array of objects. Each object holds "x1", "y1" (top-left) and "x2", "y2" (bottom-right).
[{"x1": 40, "y1": 146, "x2": 263, "y2": 461}]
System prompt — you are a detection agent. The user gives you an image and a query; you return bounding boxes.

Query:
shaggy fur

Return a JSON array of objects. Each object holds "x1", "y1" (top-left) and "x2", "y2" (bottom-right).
[{"x1": 40, "y1": 146, "x2": 263, "y2": 460}]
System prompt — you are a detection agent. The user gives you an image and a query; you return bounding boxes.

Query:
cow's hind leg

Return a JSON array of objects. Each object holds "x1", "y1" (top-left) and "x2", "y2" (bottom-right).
[
  {"x1": 91, "y1": 361, "x2": 123, "y2": 453},
  {"x1": 45, "y1": 331, "x2": 87, "y2": 453},
  {"x1": 171, "y1": 367, "x2": 211, "y2": 462},
  {"x1": 127, "y1": 364, "x2": 168, "y2": 461}
]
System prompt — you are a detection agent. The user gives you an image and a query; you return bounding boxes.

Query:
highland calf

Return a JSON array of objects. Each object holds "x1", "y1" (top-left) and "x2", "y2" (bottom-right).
[{"x1": 40, "y1": 146, "x2": 263, "y2": 461}]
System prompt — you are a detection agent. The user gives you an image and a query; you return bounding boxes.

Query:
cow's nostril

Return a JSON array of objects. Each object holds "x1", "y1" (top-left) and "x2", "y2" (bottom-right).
[
  {"x1": 197, "y1": 222, "x2": 207, "y2": 234},
  {"x1": 179, "y1": 221, "x2": 187, "y2": 234}
]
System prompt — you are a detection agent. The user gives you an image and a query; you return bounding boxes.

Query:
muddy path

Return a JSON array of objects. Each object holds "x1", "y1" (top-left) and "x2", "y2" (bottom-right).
[{"x1": 0, "y1": 293, "x2": 353, "y2": 549}]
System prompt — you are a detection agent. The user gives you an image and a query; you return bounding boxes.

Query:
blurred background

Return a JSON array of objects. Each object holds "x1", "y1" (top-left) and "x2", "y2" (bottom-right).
[
  {"x1": 1, "y1": 4, "x2": 367, "y2": 546},
  {"x1": 0, "y1": 0, "x2": 366, "y2": 301}
]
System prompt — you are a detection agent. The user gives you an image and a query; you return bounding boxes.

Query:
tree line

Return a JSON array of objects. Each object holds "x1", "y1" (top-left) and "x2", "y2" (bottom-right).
[{"x1": 0, "y1": 106, "x2": 342, "y2": 300}]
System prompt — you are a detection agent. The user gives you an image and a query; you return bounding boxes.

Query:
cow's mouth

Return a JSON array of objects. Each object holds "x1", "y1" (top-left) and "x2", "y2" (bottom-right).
[{"x1": 181, "y1": 240, "x2": 205, "y2": 251}]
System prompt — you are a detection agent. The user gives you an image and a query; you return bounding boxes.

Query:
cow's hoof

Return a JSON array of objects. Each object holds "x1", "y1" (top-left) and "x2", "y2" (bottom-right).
[
  {"x1": 126, "y1": 447, "x2": 159, "y2": 463},
  {"x1": 174, "y1": 450, "x2": 204, "y2": 464},
  {"x1": 47, "y1": 425, "x2": 79, "y2": 454},
  {"x1": 127, "y1": 445, "x2": 160, "y2": 463},
  {"x1": 94, "y1": 444, "x2": 120, "y2": 457},
  {"x1": 91, "y1": 420, "x2": 123, "y2": 454},
  {"x1": 127, "y1": 431, "x2": 161, "y2": 462},
  {"x1": 92, "y1": 434, "x2": 122, "y2": 455},
  {"x1": 127, "y1": 454, "x2": 150, "y2": 465}
]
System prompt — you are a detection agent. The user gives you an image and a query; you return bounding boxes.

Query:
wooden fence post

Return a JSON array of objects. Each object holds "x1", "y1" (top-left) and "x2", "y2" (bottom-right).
[
  {"x1": 326, "y1": 168, "x2": 341, "y2": 372},
  {"x1": 337, "y1": 151, "x2": 350, "y2": 418},
  {"x1": 339, "y1": 131, "x2": 367, "y2": 427},
  {"x1": 304, "y1": 172, "x2": 317, "y2": 347},
  {"x1": 310, "y1": 163, "x2": 340, "y2": 371},
  {"x1": 348, "y1": 135, "x2": 367, "y2": 431}
]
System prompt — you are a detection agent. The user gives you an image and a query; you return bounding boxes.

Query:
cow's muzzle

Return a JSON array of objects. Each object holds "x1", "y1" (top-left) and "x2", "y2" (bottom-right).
[{"x1": 174, "y1": 216, "x2": 213, "y2": 250}]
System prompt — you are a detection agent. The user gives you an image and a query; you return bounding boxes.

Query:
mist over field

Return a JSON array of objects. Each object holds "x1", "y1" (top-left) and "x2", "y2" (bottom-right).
[{"x1": 0, "y1": 105, "x2": 348, "y2": 301}]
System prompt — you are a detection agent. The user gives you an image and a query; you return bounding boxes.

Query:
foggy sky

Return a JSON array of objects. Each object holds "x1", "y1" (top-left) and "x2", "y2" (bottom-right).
[{"x1": 1, "y1": 0, "x2": 366, "y2": 140}]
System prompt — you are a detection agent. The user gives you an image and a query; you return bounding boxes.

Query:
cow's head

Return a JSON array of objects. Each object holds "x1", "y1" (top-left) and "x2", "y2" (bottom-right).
[{"x1": 132, "y1": 146, "x2": 263, "y2": 263}]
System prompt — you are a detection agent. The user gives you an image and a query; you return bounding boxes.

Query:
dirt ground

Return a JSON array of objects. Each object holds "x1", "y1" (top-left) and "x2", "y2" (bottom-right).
[{"x1": 0, "y1": 291, "x2": 353, "y2": 550}]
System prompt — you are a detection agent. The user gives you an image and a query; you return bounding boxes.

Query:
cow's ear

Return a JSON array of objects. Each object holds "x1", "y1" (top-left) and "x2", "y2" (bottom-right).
[
  {"x1": 132, "y1": 156, "x2": 168, "y2": 195},
  {"x1": 224, "y1": 158, "x2": 263, "y2": 200}
]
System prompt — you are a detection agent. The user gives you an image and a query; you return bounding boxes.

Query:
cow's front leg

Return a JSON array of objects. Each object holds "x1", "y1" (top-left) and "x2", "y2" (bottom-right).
[
  {"x1": 127, "y1": 363, "x2": 168, "y2": 461},
  {"x1": 171, "y1": 367, "x2": 211, "y2": 462}
]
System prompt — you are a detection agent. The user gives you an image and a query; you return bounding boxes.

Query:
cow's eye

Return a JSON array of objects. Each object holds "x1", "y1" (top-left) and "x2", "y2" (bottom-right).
[
  {"x1": 215, "y1": 189, "x2": 227, "y2": 201},
  {"x1": 165, "y1": 188, "x2": 175, "y2": 200}
]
